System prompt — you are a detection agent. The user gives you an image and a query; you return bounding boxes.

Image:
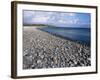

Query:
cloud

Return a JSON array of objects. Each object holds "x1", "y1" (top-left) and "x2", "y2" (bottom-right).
[
  {"x1": 58, "y1": 18, "x2": 79, "y2": 25},
  {"x1": 50, "y1": 16, "x2": 56, "y2": 20},
  {"x1": 58, "y1": 12, "x2": 78, "y2": 24},
  {"x1": 46, "y1": 12, "x2": 54, "y2": 15},
  {"x1": 60, "y1": 13, "x2": 76, "y2": 17},
  {"x1": 67, "y1": 13, "x2": 76, "y2": 16},
  {"x1": 73, "y1": 18, "x2": 79, "y2": 24},
  {"x1": 23, "y1": 10, "x2": 90, "y2": 28},
  {"x1": 23, "y1": 11, "x2": 35, "y2": 18},
  {"x1": 32, "y1": 16, "x2": 50, "y2": 23},
  {"x1": 58, "y1": 19, "x2": 66, "y2": 23}
]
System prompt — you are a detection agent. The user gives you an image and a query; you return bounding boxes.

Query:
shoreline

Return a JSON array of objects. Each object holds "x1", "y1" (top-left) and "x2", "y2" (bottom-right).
[
  {"x1": 23, "y1": 26, "x2": 91, "y2": 69},
  {"x1": 37, "y1": 28, "x2": 90, "y2": 47}
]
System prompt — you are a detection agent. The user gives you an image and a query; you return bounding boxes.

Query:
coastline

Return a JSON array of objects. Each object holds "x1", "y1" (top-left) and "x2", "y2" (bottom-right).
[
  {"x1": 23, "y1": 26, "x2": 91, "y2": 69},
  {"x1": 38, "y1": 27, "x2": 90, "y2": 46}
]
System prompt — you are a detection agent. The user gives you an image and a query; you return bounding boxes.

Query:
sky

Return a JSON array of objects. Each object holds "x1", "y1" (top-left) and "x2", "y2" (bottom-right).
[{"x1": 23, "y1": 10, "x2": 91, "y2": 28}]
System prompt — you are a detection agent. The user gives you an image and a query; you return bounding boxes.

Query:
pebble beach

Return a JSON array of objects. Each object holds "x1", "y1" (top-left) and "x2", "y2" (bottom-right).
[{"x1": 23, "y1": 26, "x2": 91, "y2": 69}]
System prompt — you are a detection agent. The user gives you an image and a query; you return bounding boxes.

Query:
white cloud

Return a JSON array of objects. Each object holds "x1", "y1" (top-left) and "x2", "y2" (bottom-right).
[
  {"x1": 58, "y1": 12, "x2": 78, "y2": 24},
  {"x1": 50, "y1": 16, "x2": 56, "y2": 20},
  {"x1": 58, "y1": 19, "x2": 73, "y2": 24},
  {"x1": 24, "y1": 11, "x2": 35, "y2": 18},
  {"x1": 58, "y1": 19, "x2": 66, "y2": 23},
  {"x1": 73, "y1": 18, "x2": 79, "y2": 24},
  {"x1": 58, "y1": 18, "x2": 79, "y2": 24},
  {"x1": 68, "y1": 13, "x2": 76, "y2": 16},
  {"x1": 46, "y1": 12, "x2": 54, "y2": 15},
  {"x1": 32, "y1": 16, "x2": 50, "y2": 23},
  {"x1": 60, "y1": 13, "x2": 76, "y2": 17}
]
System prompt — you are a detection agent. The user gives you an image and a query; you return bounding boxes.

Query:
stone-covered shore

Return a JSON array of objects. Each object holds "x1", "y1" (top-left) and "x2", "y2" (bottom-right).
[{"x1": 23, "y1": 27, "x2": 91, "y2": 69}]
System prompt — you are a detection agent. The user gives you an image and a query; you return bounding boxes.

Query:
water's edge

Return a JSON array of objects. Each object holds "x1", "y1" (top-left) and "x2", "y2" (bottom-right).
[{"x1": 37, "y1": 27, "x2": 90, "y2": 46}]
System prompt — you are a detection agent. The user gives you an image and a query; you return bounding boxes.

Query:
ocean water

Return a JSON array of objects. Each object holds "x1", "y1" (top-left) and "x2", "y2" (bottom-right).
[{"x1": 38, "y1": 27, "x2": 90, "y2": 46}]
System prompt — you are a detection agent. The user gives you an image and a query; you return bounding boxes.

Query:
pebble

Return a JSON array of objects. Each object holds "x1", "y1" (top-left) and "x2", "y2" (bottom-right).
[{"x1": 23, "y1": 27, "x2": 91, "y2": 69}]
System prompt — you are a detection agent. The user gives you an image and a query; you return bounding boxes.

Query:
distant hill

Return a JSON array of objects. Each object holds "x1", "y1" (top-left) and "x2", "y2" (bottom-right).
[{"x1": 23, "y1": 24, "x2": 56, "y2": 27}]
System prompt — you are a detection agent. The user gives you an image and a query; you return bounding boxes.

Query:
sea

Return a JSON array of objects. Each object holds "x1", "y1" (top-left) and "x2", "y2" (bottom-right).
[{"x1": 38, "y1": 27, "x2": 90, "y2": 46}]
